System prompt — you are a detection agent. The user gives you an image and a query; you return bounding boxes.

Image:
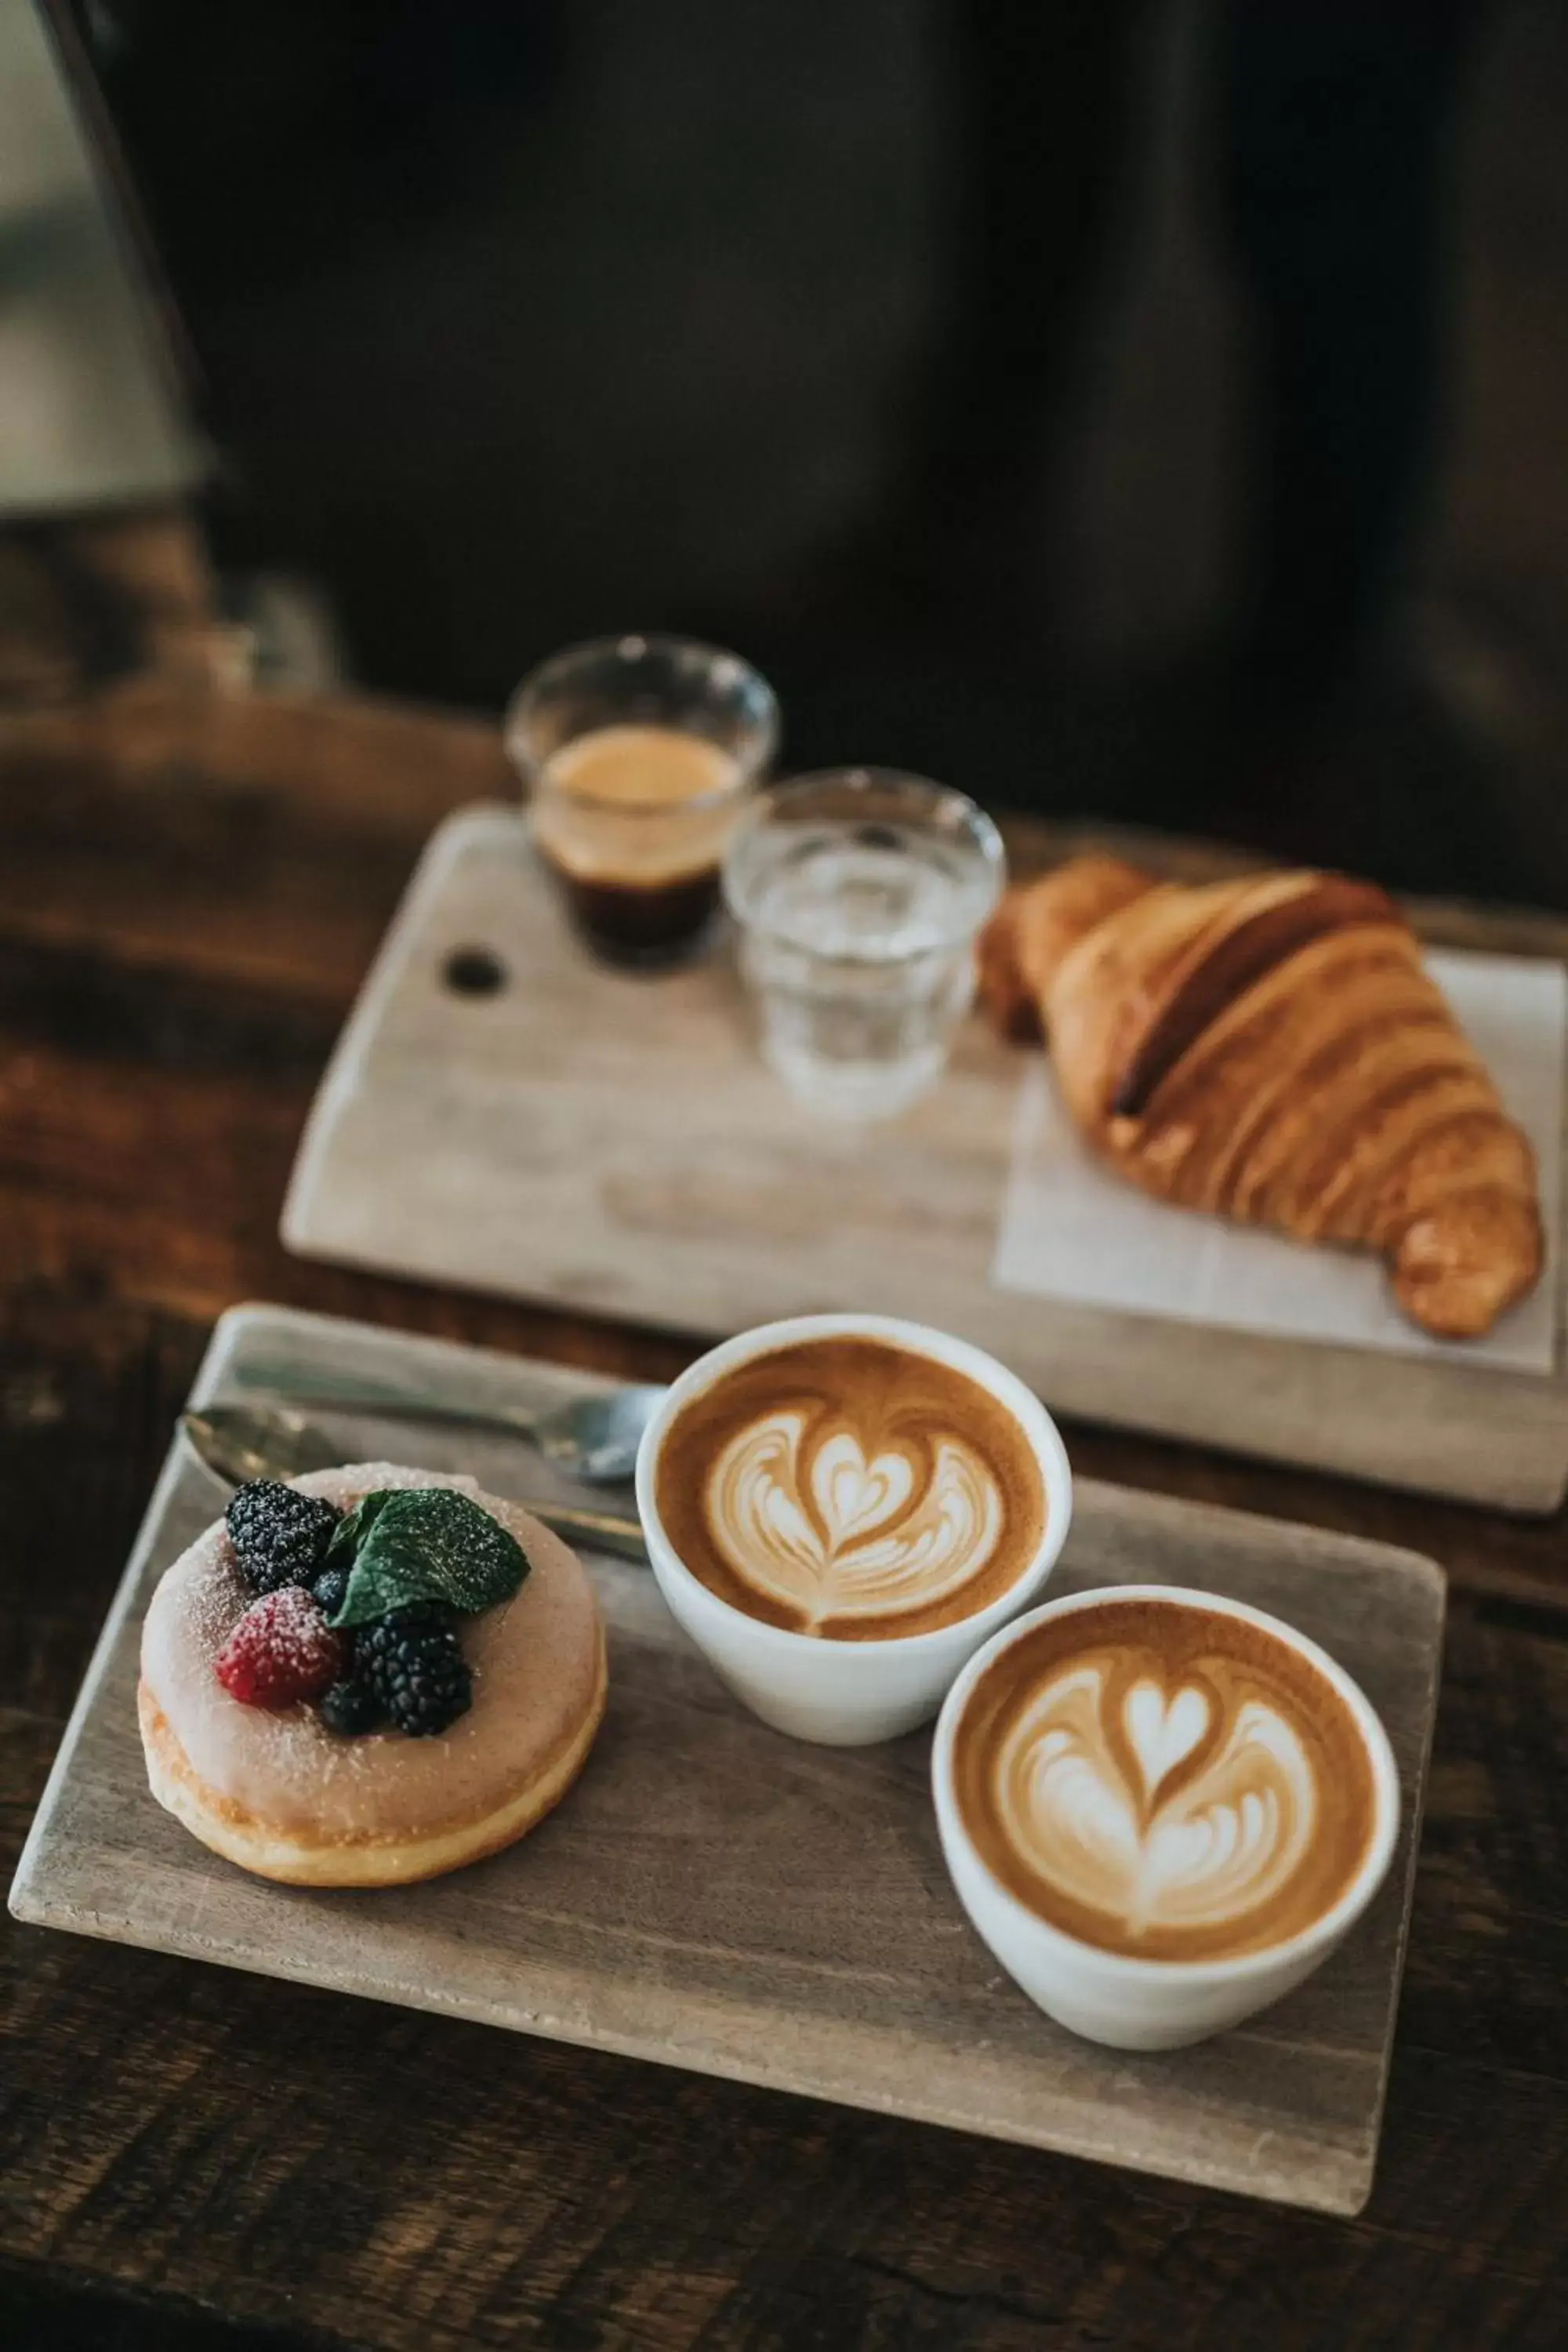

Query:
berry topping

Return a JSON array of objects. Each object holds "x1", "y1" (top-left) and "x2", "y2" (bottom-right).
[
  {"x1": 356, "y1": 1605, "x2": 473, "y2": 1737},
  {"x1": 317, "y1": 1676, "x2": 386, "y2": 1738},
  {"x1": 226, "y1": 1480, "x2": 342, "y2": 1595},
  {"x1": 311, "y1": 1564, "x2": 350, "y2": 1620},
  {"x1": 325, "y1": 1488, "x2": 528, "y2": 1626},
  {"x1": 215, "y1": 1587, "x2": 347, "y2": 1710}
]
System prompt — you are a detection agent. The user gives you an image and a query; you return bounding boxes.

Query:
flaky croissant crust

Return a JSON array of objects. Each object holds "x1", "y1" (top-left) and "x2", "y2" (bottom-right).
[{"x1": 980, "y1": 858, "x2": 1544, "y2": 1339}]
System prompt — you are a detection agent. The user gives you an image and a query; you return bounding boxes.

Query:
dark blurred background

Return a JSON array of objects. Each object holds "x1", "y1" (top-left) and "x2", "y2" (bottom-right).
[{"x1": 49, "y1": 0, "x2": 1568, "y2": 901}]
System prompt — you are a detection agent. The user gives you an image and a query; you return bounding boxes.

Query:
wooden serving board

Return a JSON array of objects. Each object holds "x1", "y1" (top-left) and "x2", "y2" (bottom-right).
[
  {"x1": 280, "y1": 806, "x2": 1568, "y2": 1511},
  {"x1": 11, "y1": 1304, "x2": 1443, "y2": 2216}
]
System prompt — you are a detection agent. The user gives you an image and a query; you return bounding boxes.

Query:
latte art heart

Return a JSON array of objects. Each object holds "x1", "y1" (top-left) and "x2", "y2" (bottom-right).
[
  {"x1": 1123, "y1": 1679, "x2": 1210, "y2": 1798},
  {"x1": 654, "y1": 1335, "x2": 1048, "y2": 1640},
  {"x1": 953, "y1": 1600, "x2": 1381, "y2": 1962},
  {"x1": 813, "y1": 1432, "x2": 915, "y2": 1548},
  {"x1": 708, "y1": 1410, "x2": 1003, "y2": 1630},
  {"x1": 996, "y1": 1662, "x2": 1316, "y2": 1944}
]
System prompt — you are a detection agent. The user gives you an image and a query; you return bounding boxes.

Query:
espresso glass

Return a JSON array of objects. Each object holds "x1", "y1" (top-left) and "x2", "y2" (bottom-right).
[{"x1": 505, "y1": 634, "x2": 779, "y2": 967}]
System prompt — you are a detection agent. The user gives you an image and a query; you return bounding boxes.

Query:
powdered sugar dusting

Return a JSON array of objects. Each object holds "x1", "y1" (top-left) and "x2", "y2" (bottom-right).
[{"x1": 140, "y1": 1461, "x2": 601, "y2": 1839}]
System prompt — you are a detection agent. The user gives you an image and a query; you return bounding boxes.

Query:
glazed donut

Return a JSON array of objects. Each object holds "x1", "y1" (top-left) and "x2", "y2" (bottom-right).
[{"x1": 139, "y1": 1463, "x2": 607, "y2": 1887}]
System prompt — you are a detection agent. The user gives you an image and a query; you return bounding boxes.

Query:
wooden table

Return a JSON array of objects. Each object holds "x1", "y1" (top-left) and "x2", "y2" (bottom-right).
[{"x1": 3, "y1": 677, "x2": 1566, "y2": 2350}]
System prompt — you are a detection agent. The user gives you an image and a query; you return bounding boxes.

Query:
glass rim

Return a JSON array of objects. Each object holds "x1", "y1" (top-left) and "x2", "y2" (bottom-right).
[
  {"x1": 722, "y1": 764, "x2": 1007, "y2": 960},
  {"x1": 503, "y1": 632, "x2": 780, "y2": 810}
]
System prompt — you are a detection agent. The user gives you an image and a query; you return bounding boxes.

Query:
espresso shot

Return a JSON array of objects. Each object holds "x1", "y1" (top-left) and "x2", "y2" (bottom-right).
[
  {"x1": 506, "y1": 636, "x2": 779, "y2": 968},
  {"x1": 534, "y1": 722, "x2": 742, "y2": 964}
]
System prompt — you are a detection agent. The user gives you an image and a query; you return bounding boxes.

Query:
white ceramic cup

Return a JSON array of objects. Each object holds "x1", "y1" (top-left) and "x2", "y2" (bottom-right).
[
  {"x1": 931, "y1": 1584, "x2": 1401, "y2": 2050},
  {"x1": 634, "y1": 1313, "x2": 1073, "y2": 1745}
]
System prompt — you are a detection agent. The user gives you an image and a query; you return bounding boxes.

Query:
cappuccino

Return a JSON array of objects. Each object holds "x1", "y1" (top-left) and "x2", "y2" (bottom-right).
[
  {"x1": 952, "y1": 1594, "x2": 1377, "y2": 1962},
  {"x1": 654, "y1": 1335, "x2": 1047, "y2": 1641}
]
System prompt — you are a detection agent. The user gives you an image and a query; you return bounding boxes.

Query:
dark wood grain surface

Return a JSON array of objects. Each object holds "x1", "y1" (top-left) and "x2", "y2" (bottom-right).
[{"x1": 3, "y1": 672, "x2": 1568, "y2": 2349}]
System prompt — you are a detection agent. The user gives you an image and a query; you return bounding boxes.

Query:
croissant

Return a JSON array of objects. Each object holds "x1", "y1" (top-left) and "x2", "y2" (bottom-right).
[{"x1": 980, "y1": 856, "x2": 1544, "y2": 1338}]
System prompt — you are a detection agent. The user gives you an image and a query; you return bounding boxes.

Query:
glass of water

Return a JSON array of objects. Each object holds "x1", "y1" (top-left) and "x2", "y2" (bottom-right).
[{"x1": 723, "y1": 768, "x2": 1006, "y2": 1120}]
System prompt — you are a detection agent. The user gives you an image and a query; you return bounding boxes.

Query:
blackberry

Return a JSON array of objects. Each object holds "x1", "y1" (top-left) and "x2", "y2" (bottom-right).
[
  {"x1": 356, "y1": 1606, "x2": 472, "y2": 1737},
  {"x1": 318, "y1": 1676, "x2": 386, "y2": 1738},
  {"x1": 369, "y1": 1598, "x2": 455, "y2": 1633},
  {"x1": 226, "y1": 1480, "x2": 342, "y2": 1595},
  {"x1": 311, "y1": 1563, "x2": 350, "y2": 1620}
]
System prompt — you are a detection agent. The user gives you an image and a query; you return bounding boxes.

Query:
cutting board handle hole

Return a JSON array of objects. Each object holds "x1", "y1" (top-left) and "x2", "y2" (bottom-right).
[{"x1": 442, "y1": 946, "x2": 509, "y2": 998}]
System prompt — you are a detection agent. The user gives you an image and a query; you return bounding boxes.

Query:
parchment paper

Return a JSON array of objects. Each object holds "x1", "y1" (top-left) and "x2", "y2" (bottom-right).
[{"x1": 992, "y1": 949, "x2": 1565, "y2": 1373}]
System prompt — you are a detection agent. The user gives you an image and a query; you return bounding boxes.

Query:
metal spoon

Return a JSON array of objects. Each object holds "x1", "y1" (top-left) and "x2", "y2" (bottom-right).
[
  {"x1": 180, "y1": 1403, "x2": 650, "y2": 1563},
  {"x1": 216, "y1": 1369, "x2": 666, "y2": 1486}
]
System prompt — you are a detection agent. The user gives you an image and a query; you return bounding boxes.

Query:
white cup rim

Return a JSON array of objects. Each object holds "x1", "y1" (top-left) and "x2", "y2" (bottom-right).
[
  {"x1": 932, "y1": 1581, "x2": 1402, "y2": 1984},
  {"x1": 634, "y1": 1312, "x2": 1074, "y2": 1658}
]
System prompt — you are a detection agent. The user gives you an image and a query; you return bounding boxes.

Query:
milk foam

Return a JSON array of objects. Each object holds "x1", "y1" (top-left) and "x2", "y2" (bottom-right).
[
  {"x1": 534, "y1": 724, "x2": 742, "y2": 884},
  {"x1": 706, "y1": 1407, "x2": 1004, "y2": 1631},
  {"x1": 655, "y1": 1334, "x2": 1047, "y2": 1641},
  {"x1": 991, "y1": 1657, "x2": 1319, "y2": 1946}
]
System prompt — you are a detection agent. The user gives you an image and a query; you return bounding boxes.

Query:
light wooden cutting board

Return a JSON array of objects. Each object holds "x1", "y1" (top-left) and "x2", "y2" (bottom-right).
[
  {"x1": 10, "y1": 1304, "x2": 1443, "y2": 2216},
  {"x1": 280, "y1": 807, "x2": 1568, "y2": 1510}
]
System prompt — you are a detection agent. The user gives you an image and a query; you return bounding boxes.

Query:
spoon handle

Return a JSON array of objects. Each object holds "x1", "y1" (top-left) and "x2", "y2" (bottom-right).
[
  {"x1": 181, "y1": 1415, "x2": 648, "y2": 1563},
  {"x1": 523, "y1": 1500, "x2": 648, "y2": 1563},
  {"x1": 246, "y1": 1387, "x2": 540, "y2": 1445}
]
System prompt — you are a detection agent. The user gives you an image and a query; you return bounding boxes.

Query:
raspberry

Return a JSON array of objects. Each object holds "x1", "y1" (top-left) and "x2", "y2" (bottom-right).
[
  {"x1": 215, "y1": 1588, "x2": 347, "y2": 1709},
  {"x1": 226, "y1": 1480, "x2": 342, "y2": 1596}
]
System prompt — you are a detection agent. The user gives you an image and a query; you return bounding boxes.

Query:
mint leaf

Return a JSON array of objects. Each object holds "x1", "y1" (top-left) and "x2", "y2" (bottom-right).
[
  {"x1": 326, "y1": 1488, "x2": 530, "y2": 1628},
  {"x1": 325, "y1": 1489, "x2": 398, "y2": 1567}
]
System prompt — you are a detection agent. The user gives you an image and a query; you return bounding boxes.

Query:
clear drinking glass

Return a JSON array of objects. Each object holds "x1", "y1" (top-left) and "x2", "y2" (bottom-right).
[
  {"x1": 504, "y1": 633, "x2": 779, "y2": 965},
  {"x1": 723, "y1": 768, "x2": 1006, "y2": 1120}
]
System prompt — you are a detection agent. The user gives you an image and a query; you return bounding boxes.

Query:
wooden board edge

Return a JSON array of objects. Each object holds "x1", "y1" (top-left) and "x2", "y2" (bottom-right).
[
  {"x1": 280, "y1": 803, "x2": 511, "y2": 1256},
  {"x1": 278, "y1": 1196, "x2": 1568, "y2": 1514},
  {"x1": 1349, "y1": 1712, "x2": 1442, "y2": 2220},
  {"x1": 6, "y1": 1431, "x2": 198, "y2": 1922},
  {"x1": 5, "y1": 1864, "x2": 1374, "y2": 2217},
  {"x1": 1073, "y1": 1476, "x2": 1450, "y2": 1605}
]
